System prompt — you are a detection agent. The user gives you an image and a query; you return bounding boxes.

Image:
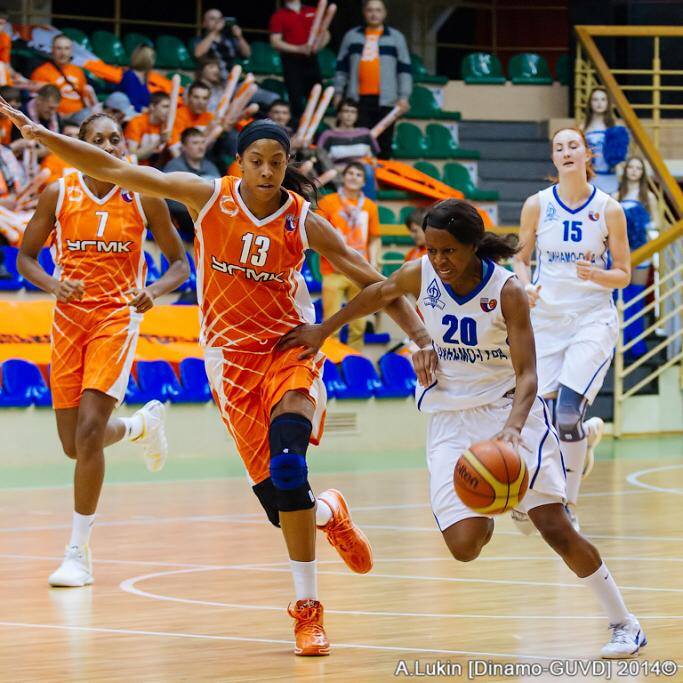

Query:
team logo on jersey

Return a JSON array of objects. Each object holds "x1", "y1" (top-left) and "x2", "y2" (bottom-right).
[
  {"x1": 480, "y1": 297, "x2": 497, "y2": 312},
  {"x1": 423, "y1": 278, "x2": 445, "y2": 310},
  {"x1": 588, "y1": 211, "x2": 600, "y2": 221},
  {"x1": 66, "y1": 186, "x2": 83, "y2": 203},
  {"x1": 219, "y1": 195, "x2": 238, "y2": 217},
  {"x1": 543, "y1": 203, "x2": 557, "y2": 222},
  {"x1": 120, "y1": 190, "x2": 134, "y2": 203},
  {"x1": 285, "y1": 214, "x2": 297, "y2": 232}
]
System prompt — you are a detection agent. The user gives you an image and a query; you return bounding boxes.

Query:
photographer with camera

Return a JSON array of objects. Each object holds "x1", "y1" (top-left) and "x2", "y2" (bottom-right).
[{"x1": 193, "y1": 9, "x2": 251, "y2": 79}]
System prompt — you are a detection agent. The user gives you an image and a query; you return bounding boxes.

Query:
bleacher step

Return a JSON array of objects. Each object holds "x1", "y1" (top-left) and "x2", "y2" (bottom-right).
[
  {"x1": 478, "y1": 159, "x2": 555, "y2": 180},
  {"x1": 462, "y1": 139, "x2": 550, "y2": 161},
  {"x1": 459, "y1": 121, "x2": 548, "y2": 141}
]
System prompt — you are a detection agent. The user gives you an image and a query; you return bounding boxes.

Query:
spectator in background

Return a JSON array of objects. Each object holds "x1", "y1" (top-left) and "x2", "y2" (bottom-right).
[
  {"x1": 317, "y1": 162, "x2": 381, "y2": 350},
  {"x1": 403, "y1": 207, "x2": 428, "y2": 261},
  {"x1": 334, "y1": 0, "x2": 412, "y2": 158},
  {"x1": 26, "y1": 84, "x2": 62, "y2": 131},
  {"x1": 163, "y1": 127, "x2": 220, "y2": 241},
  {"x1": 31, "y1": 34, "x2": 91, "y2": 116},
  {"x1": 0, "y1": 8, "x2": 11, "y2": 66},
  {"x1": 0, "y1": 85, "x2": 19, "y2": 146},
  {"x1": 40, "y1": 118, "x2": 80, "y2": 182},
  {"x1": 267, "y1": 99, "x2": 293, "y2": 135},
  {"x1": 269, "y1": 1, "x2": 330, "y2": 122},
  {"x1": 103, "y1": 92, "x2": 136, "y2": 128},
  {"x1": 196, "y1": 57, "x2": 225, "y2": 112},
  {"x1": 125, "y1": 91, "x2": 170, "y2": 164},
  {"x1": 118, "y1": 45, "x2": 156, "y2": 113},
  {"x1": 169, "y1": 81, "x2": 215, "y2": 154},
  {"x1": 193, "y1": 9, "x2": 251, "y2": 79}
]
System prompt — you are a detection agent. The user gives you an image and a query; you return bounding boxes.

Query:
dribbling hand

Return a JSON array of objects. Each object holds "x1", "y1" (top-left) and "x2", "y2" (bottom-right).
[
  {"x1": 493, "y1": 426, "x2": 527, "y2": 452},
  {"x1": 576, "y1": 250, "x2": 596, "y2": 281},
  {"x1": 127, "y1": 287, "x2": 156, "y2": 313},
  {"x1": 51, "y1": 279, "x2": 85, "y2": 303},
  {"x1": 277, "y1": 323, "x2": 327, "y2": 359}
]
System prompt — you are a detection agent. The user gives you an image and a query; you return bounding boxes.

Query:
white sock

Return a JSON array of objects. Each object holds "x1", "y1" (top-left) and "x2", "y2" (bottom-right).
[
  {"x1": 68, "y1": 511, "x2": 95, "y2": 548},
  {"x1": 121, "y1": 413, "x2": 144, "y2": 440},
  {"x1": 561, "y1": 437, "x2": 587, "y2": 505},
  {"x1": 290, "y1": 559, "x2": 318, "y2": 601},
  {"x1": 315, "y1": 499, "x2": 333, "y2": 527},
  {"x1": 580, "y1": 562, "x2": 630, "y2": 625}
]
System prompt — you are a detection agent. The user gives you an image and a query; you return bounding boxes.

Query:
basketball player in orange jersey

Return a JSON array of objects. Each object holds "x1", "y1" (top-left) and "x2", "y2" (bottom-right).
[
  {"x1": 15, "y1": 113, "x2": 190, "y2": 588},
  {"x1": 1, "y1": 103, "x2": 429, "y2": 656},
  {"x1": 280, "y1": 199, "x2": 645, "y2": 659}
]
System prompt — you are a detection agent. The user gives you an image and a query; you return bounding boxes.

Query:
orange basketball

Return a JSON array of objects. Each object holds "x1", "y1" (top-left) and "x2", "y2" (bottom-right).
[{"x1": 453, "y1": 440, "x2": 529, "y2": 515}]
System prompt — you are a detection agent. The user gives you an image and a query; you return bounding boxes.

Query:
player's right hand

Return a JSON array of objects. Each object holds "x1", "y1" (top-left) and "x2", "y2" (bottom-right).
[
  {"x1": 51, "y1": 279, "x2": 85, "y2": 302},
  {"x1": 524, "y1": 283, "x2": 541, "y2": 308},
  {"x1": 412, "y1": 346, "x2": 438, "y2": 387},
  {"x1": 277, "y1": 323, "x2": 326, "y2": 359}
]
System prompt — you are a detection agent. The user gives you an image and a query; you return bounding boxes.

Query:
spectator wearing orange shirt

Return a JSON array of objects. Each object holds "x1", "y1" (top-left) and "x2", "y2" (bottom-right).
[
  {"x1": 169, "y1": 81, "x2": 216, "y2": 155},
  {"x1": 334, "y1": 0, "x2": 412, "y2": 158},
  {"x1": 0, "y1": 9, "x2": 11, "y2": 65},
  {"x1": 30, "y1": 34, "x2": 91, "y2": 116},
  {"x1": 403, "y1": 207, "x2": 428, "y2": 262},
  {"x1": 125, "y1": 92, "x2": 170, "y2": 163},
  {"x1": 40, "y1": 119, "x2": 80, "y2": 183},
  {"x1": 318, "y1": 162, "x2": 381, "y2": 349}
]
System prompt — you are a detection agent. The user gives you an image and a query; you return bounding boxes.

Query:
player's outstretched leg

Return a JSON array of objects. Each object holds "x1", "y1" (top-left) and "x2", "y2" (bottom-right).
[
  {"x1": 315, "y1": 488, "x2": 373, "y2": 574},
  {"x1": 529, "y1": 503, "x2": 646, "y2": 659}
]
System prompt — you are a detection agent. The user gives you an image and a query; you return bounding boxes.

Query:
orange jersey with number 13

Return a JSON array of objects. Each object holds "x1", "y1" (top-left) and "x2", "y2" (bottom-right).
[
  {"x1": 53, "y1": 172, "x2": 147, "y2": 306},
  {"x1": 194, "y1": 176, "x2": 315, "y2": 351}
]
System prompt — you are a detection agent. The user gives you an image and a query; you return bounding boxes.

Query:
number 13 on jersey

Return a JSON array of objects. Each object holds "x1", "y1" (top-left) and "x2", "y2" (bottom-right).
[{"x1": 240, "y1": 232, "x2": 271, "y2": 267}]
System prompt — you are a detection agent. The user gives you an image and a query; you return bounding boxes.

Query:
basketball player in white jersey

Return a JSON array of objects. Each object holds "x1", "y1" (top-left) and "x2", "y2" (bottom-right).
[
  {"x1": 513, "y1": 128, "x2": 631, "y2": 530},
  {"x1": 279, "y1": 198, "x2": 644, "y2": 658}
]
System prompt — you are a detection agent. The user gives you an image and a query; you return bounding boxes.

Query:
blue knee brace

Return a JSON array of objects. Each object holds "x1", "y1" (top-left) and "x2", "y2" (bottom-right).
[{"x1": 556, "y1": 386, "x2": 587, "y2": 442}]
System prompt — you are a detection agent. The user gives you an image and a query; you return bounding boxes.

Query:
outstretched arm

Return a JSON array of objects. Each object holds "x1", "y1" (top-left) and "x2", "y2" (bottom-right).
[
  {"x1": 305, "y1": 210, "x2": 429, "y2": 344},
  {"x1": 0, "y1": 98, "x2": 213, "y2": 216}
]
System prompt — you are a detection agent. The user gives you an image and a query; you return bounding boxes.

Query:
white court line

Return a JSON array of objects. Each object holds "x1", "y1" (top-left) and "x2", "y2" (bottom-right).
[
  {"x1": 0, "y1": 621, "x2": 564, "y2": 661},
  {"x1": 626, "y1": 463, "x2": 683, "y2": 494}
]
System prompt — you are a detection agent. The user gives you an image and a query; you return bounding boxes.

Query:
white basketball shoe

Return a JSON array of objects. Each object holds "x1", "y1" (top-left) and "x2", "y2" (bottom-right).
[
  {"x1": 583, "y1": 416, "x2": 604, "y2": 479},
  {"x1": 601, "y1": 614, "x2": 647, "y2": 659},
  {"x1": 48, "y1": 545, "x2": 93, "y2": 587},
  {"x1": 131, "y1": 400, "x2": 168, "y2": 472}
]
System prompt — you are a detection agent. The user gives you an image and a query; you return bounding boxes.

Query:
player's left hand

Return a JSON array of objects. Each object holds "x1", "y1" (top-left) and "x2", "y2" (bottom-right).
[
  {"x1": 493, "y1": 426, "x2": 526, "y2": 452},
  {"x1": 277, "y1": 323, "x2": 327, "y2": 359},
  {"x1": 576, "y1": 250, "x2": 595, "y2": 281},
  {"x1": 128, "y1": 287, "x2": 155, "y2": 313},
  {"x1": 412, "y1": 346, "x2": 438, "y2": 387}
]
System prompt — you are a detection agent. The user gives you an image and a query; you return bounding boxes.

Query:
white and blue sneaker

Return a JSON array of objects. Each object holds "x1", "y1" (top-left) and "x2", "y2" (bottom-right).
[
  {"x1": 601, "y1": 614, "x2": 647, "y2": 659},
  {"x1": 48, "y1": 545, "x2": 93, "y2": 587},
  {"x1": 510, "y1": 509, "x2": 536, "y2": 535}
]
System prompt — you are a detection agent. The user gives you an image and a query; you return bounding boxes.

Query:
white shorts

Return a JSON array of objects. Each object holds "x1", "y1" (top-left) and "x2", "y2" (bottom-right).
[
  {"x1": 532, "y1": 306, "x2": 618, "y2": 403},
  {"x1": 427, "y1": 396, "x2": 567, "y2": 531}
]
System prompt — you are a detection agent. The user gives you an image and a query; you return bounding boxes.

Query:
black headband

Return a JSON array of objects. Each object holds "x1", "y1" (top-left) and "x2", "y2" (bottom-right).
[{"x1": 237, "y1": 119, "x2": 291, "y2": 156}]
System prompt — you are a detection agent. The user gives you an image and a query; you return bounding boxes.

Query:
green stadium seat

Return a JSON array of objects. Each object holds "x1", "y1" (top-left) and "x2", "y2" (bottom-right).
[
  {"x1": 399, "y1": 206, "x2": 417, "y2": 225},
  {"x1": 461, "y1": 53, "x2": 506, "y2": 85},
  {"x1": 410, "y1": 53, "x2": 448, "y2": 85},
  {"x1": 508, "y1": 53, "x2": 553, "y2": 85},
  {"x1": 91, "y1": 30, "x2": 128, "y2": 66},
  {"x1": 156, "y1": 35, "x2": 195, "y2": 70},
  {"x1": 442, "y1": 163, "x2": 499, "y2": 201},
  {"x1": 392, "y1": 122, "x2": 428, "y2": 159},
  {"x1": 378, "y1": 206, "x2": 397, "y2": 224},
  {"x1": 408, "y1": 86, "x2": 460, "y2": 121},
  {"x1": 260, "y1": 77, "x2": 288, "y2": 100},
  {"x1": 62, "y1": 28, "x2": 92, "y2": 52},
  {"x1": 244, "y1": 42, "x2": 282, "y2": 76},
  {"x1": 382, "y1": 250, "x2": 405, "y2": 277},
  {"x1": 555, "y1": 53, "x2": 571, "y2": 85},
  {"x1": 425, "y1": 123, "x2": 481, "y2": 159},
  {"x1": 376, "y1": 189, "x2": 411, "y2": 200},
  {"x1": 124, "y1": 32, "x2": 154, "y2": 59},
  {"x1": 413, "y1": 160, "x2": 441, "y2": 181},
  {"x1": 317, "y1": 48, "x2": 336, "y2": 79}
]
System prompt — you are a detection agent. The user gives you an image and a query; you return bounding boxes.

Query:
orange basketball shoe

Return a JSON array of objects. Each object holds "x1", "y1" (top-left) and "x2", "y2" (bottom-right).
[
  {"x1": 288, "y1": 599, "x2": 330, "y2": 656},
  {"x1": 317, "y1": 488, "x2": 373, "y2": 574}
]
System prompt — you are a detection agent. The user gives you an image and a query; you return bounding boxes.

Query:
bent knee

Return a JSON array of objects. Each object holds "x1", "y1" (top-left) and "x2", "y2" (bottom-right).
[
  {"x1": 446, "y1": 543, "x2": 483, "y2": 563},
  {"x1": 536, "y1": 520, "x2": 575, "y2": 556},
  {"x1": 75, "y1": 420, "x2": 106, "y2": 456},
  {"x1": 61, "y1": 443, "x2": 77, "y2": 459}
]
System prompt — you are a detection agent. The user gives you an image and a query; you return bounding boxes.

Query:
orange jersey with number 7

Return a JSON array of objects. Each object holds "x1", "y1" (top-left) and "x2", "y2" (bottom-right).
[
  {"x1": 194, "y1": 175, "x2": 315, "y2": 351},
  {"x1": 53, "y1": 171, "x2": 147, "y2": 306}
]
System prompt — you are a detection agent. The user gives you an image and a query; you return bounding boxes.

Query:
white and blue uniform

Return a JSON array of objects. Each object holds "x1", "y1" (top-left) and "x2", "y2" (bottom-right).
[
  {"x1": 585, "y1": 128, "x2": 618, "y2": 194},
  {"x1": 531, "y1": 184, "x2": 618, "y2": 402},
  {"x1": 416, "y1": 255, "x2": 566, "y2": 530}
]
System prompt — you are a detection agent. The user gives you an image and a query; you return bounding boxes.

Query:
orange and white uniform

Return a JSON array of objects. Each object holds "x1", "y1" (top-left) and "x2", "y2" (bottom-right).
[
  {"x1": 196, "y1": 176, "x2": 325, "y2": 484},
  {"x1": 50, "y1": 172, "x2": 148, "y2": 409},
  {"x1": 30, "y1": 62, "x2": 88, "y2": 116}
]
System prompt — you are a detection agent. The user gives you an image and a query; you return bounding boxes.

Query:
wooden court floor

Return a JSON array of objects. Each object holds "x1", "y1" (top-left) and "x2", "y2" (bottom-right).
[{"x1": 1, "y1": 445, "x2": 683, "y2": 682}]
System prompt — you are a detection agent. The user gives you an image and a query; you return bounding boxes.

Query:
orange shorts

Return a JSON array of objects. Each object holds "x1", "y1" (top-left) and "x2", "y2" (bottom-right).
[
  {"x1": 51, "y1": 303, "x2": 142, "y2": 409},
  {"x1": 204, "y1": 346, "x2": 327, "y2": 485}
]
